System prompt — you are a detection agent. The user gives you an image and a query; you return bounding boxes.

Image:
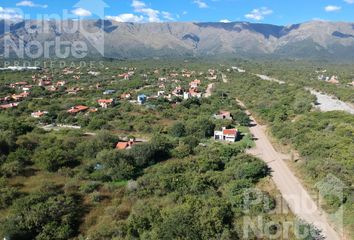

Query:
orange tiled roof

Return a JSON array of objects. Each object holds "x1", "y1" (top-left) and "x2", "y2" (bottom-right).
[
  {"x1": 98, "y1": 99, "x2": 114, "y2": 103},
  {"x1": 67, "y1": 105, "x2": 89, "y2": 113},
  {"x1": 223, "y1": 129, "x2": 238, "y2": 136},
  {"x1": 116, "y1": 141, "x2": 134, "y2": 150}
]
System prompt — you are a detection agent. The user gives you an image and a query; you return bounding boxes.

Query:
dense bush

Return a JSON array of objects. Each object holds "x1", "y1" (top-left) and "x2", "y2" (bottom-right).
[{"x1": 0, "y1": 184, "x2": 82, "y2": 240}]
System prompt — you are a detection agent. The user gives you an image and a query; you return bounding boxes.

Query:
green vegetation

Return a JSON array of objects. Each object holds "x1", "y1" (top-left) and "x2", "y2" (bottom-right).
[{"x1": 0, "y1": 59, "x2": 349, "y2": 239}]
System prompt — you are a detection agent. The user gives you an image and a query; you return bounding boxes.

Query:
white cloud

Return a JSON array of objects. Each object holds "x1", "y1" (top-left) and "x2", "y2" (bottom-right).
[
  {"x1": 16, "y1": 1, "x2": 48, "y2": 8},
  {"x1": 71, "y1": 8, "x2": 92, "y2": 17},
  {"x1": 324, "y1": 5, "x2": 341, "y2": 12},
  {"x1": 0, "y1": 7, "x2": 23, "y2": 20},
  {"x1": 344, "y1": 0, "x2": 354, "y2": 4},
  {"x1": 312, "y1": 18, "x2": 328, "y2": 22},
  {"x1": 107, "y1": 13, "x2": 144, "y2": 23},
  {"x1": 132, "y1": 0, "x2": 161, "y2": 22},
  {"x1": 132, "y1": 0, "x2": 146, "y2": 9},
  {"x1": 193, "y1": 0, "x2": 209, "y2": 9},
  {"x1": 162, "y1": 11, "x2": 174, "y2": 21},
  {"x1": 245, "y1": 7, "x2": 273, "y2": 21},
  {"x1": 220, "y1": 19, "x2": 231, "y2": 23},
  {"x1": 107, "y1": 0, "x2": 175, "y2": 23}
]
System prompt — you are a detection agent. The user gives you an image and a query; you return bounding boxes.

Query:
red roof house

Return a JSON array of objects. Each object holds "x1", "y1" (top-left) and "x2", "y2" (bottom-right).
[{"x1": 67, "y1": 105, "x2": 89, "y2": 114}]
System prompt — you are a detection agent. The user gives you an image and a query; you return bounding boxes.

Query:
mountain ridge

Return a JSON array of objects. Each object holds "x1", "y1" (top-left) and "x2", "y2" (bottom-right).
[{"x1": 1, "y1": 20, "x2": 354, "y2": 60}]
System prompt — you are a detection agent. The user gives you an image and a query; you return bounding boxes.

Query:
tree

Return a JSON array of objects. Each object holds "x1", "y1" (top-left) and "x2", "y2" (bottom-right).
[
  {"x1": 172, "y1": 143, "x2": 192, "y2": 159},
  {"x1": 186, "y1": 118, "x2": 215, "y2": 138},
  {"x1": 0, "y1": 178, "x2": 20, "y2": 209},
  {"x1": 169, "y1": 122, "x2": 186, "y2": 138},
  {"x1": 231, "y1": 110, "x2": 251, "y2": 126},
  {"x1": 33, "y1": 146, "x2": 77, "y2": 172},
  {"x1": 95, "y1": 149, "x2": 135, "y2": 181}
]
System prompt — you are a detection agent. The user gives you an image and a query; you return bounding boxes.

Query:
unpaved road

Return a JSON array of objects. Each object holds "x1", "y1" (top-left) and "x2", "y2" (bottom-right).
[
  {"x1": 255, "y1": 74, "x2": 285, "y2": 84},
  {"x1": 237, "y1": 100, "x2": 343, "y2": 240},
  {"x1": 222, "y1": 73, "x2": 228, "y2": 83},
  {"x1": 309, "y1": 89, "x2": 354, "y2": 115},
  {"x1": 253, "y1": 73, "x2": 354, "y2": 115},
  {"x1": 204, "y1": 83, "x2": 214, "y2": 97}
]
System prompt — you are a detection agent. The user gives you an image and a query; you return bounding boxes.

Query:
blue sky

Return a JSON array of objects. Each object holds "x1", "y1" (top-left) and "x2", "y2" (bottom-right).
[{"x1": 0, "y1": 0, "x2": 354, "y2": 25}]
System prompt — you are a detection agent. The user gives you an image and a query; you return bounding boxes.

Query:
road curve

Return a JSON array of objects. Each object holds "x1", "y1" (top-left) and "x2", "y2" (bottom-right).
[{"x1": 237, "y1": 100, "x2": 343, "y2": 240}]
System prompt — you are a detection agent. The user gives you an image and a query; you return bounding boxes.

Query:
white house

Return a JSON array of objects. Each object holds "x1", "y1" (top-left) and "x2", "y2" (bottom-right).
[
  {"x1": 214, "y1": 127, "x2": 238, "y2": 142},
  {"x1": 183, "y1": 92, "x2": 191, "y2": 100}
]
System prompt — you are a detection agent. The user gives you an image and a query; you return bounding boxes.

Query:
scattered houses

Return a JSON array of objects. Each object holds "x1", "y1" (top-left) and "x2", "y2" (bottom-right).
[{"x1": 214, "y1": 127, "x2": 238, "y2": 142}]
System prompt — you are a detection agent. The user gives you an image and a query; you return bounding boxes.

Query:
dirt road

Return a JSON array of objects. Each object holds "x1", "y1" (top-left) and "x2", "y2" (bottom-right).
[
  {"x1": 204, "y1": 83, "x2": 214, "y2": 97},
  {"x1": 222, "y1": 73, "x2": 228, "y2": 83},
  {"x1": 237, "y1": 100, "x2": 343, "y2": 240}
]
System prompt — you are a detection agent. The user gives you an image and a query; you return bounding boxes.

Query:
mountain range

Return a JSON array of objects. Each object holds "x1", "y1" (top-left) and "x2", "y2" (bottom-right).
[{"x1": 1, "y1": 19, "x2": 354, "y2": 60}]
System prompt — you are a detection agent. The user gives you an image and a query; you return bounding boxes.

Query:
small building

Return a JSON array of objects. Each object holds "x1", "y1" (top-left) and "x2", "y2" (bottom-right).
[
  {"x1": 214, "y1": 111, "x2": 233, "y2": 120},
  {"x1": 103, "y1": 90, "x2": 116, "y2": 95},
  {"x1": 97, "y1": 99, "x2": 115, "y2": 108},
  {"x1": 172, "y1": 86, "x2": 183, "y2": 96},
  {"x1": 137, "y1": 94, "x2": 147, "y2": 105},
  {"x1": 10, "y1": 81, "x2": 28, "y2": 88},
  {"x1": 328, "y1": 76, "x2": 339, "y2": 84},
  {"x1": 119, "y1": 73, "x2": 130, "y2": 80},
  {"x1": 120, "y1": 93, "x2": 132, "y2": 100},
  {"x1": 0, "y1": 103, "x2": 19, "y2": 110},
  {"x1": 116, "y1": 139, "x2": 135, "y2": 150},
  {"x1": 189, "y1": 88, "x2": 202, "y2": 98},
  {"x1": 67, "y1": 105, "x2": 89, "y2": 114},
  {"x1": 88, "y1": 71, "x2": 101, "y2": 76},
  {"x1": 31, "y1": 111, "x2": 48, "y2": 118},
  {"x1": 189, "y1": 79, "x2": 201, "y2": 89},
  {"x1": 12, "y1": 92, "x2": 29, "y2": 101},
  {"x1": 56, "y1": 81, "x2": 66, "y2": 87},
  {"x1": 157, "y1": 91, "x2": 165, "y2": 97},
  {"x1": 214, "y1": 127, "x2": 238, "y2": 142},
  {"x1": 183, "y1": 92, "x2": 191, "y2": 100}
]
